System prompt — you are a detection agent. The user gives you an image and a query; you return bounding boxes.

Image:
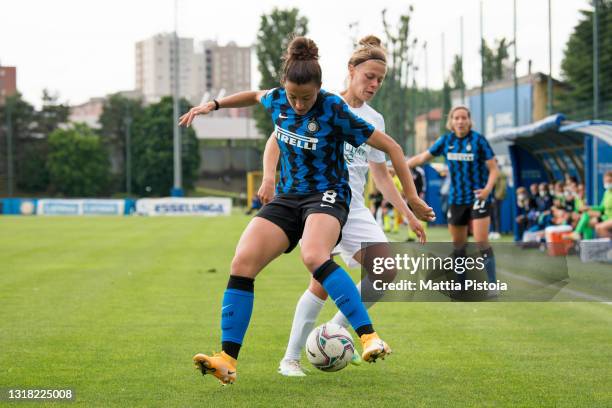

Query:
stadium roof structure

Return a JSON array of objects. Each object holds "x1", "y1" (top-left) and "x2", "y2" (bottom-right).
[
  {"x1": 489, "y1": 114, "x2": 612, "y2": 146},
  {"x1": 489, "y1": 114, "x2": 612, "y2": 208}
]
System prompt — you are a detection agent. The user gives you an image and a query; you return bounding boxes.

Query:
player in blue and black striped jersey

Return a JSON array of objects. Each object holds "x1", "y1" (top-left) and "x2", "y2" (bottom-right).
[
  {"x1": 408, "y1": 106, "x2": 500, "y2": 290},
  {"x1": 179, "y1": 36, "x2": 434, "y2": 385},
  {"x1": 259, "y1": 86, "x2": 370, "y2": 205}
]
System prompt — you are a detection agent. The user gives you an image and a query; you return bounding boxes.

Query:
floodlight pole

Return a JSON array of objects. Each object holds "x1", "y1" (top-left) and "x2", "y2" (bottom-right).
[
  {"x1": 547, "y1": 0, "x2": 553, "y2": 116},
  {"x1": 5, "y1": 98, "x2": 13, "y2": 197},
  {"x1": 172, "y1": 0, "x2": 183, "y2": 196},
  {"x1": 513, "y1": 0, "x2": 519, "y2": 126},
  {"x1": 480, "y1": 1, "x2": 485, "y2": 133},
  {"x1": 441, "y1": 32, "x2": 445, "y2": 84},
  {"x1": 125, "y1": 114, "x2": 132, "y2": 195},
  {"x1": 593, "y1": 0, "x2": 600, "y2": 119},
  {"x1": 460, "y1": 16, "x2": 465, "y2": 104}
]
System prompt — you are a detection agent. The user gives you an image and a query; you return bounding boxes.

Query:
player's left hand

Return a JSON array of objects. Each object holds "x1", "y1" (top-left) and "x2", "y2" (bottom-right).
[
  {"x1": 474, "y1": 188, "x2": 491, "y2": 201},
  {"x1": 407, "y1": 214, "x2": 427, "y2": 244},
  {"x1": 408, "y1": 197, "x2": 436, "y2": 222}
]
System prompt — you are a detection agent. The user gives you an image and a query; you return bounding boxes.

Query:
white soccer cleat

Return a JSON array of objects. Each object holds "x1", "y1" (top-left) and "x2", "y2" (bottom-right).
[{"x1": 277, "y1": 359, "x2": 307, "y2": 377}]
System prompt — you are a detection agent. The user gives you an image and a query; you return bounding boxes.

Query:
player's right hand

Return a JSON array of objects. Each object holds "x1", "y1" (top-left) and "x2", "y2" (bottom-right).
[
  {"x1": 408, "y1": 197, "x2": 436, "y2": 222},
  {"x1": 257, "y1": 178, "x2": 275, "y2": 204},
  {"x1": 178, "y1": 102, "x2": 215, "y2": 127}
]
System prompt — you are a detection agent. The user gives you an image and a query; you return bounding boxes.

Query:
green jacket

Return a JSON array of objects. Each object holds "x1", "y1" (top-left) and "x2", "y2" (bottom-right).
[{"x1": 592, "y1": 189, "x2": 612, "y2": 221}]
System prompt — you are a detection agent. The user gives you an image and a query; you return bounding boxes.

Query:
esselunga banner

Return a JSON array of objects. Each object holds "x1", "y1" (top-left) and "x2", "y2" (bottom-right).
[
  {"x1": 37, "y1": 199, "x2": 126, "y2": 216},
  {"x1": 135, "y1": 197, "x2": 232, "y2": 216}
]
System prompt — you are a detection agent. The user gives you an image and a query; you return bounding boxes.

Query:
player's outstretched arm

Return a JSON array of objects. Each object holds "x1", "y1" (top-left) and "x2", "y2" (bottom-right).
[
  {"x1": 178, "y1": 90, "x2": 268, "y2": 127},
  {"x1": 258, "y1": 132, "x2": 279, "y2": 204},
  {"x1": 406, "y1": 150, "x2": 433, "y2": 169},
  {"x1": 366, "y1": 130, "x2": 435, "y2": 222},
  {"x1": 369, "y1": 161, "x2": 427, "y2": 243}
]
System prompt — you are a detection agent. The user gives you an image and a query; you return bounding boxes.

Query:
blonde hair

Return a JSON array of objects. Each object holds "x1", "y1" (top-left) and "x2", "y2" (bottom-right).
[
  {"x1": 348, "y1": 35, "x2": 387, "y2": 67},
  {"x1": 445, "y1": 105, "x2": 473, "y2": 132}
]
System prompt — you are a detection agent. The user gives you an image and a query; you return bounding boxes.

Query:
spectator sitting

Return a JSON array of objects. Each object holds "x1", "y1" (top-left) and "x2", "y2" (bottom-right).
[
  {"x1": 528, "y1": 183, "x2": 539, "y2": 209},
  {"x1": 563, "y1": 184, "x2": 576, "y2": 213},
  {"x1": 574, "y1": 171, "x2": 612, "y2": 239},
  {"x1": 574, "y1": 183, "x2": 586, "y2": 212},
  {"x1": 535, "y1": 182, "x2": 553, "y2": 213},
  {"x1": 553, "y1": 181, "x2": 566, "y2": 207},
  {"x1": 567, "y1": 183, "x2": 586, "y2": 228},
  {"x1": 515, "y1": 187, "x2": 534, "y2": 238},
  {"x1": 551, "y1": 197, "x2": 570, "y2": 226}
]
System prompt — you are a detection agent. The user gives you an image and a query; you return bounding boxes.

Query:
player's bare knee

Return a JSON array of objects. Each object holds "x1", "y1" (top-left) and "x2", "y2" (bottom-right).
[
  {"x1": 230, "y1": 253, "x2": 257, "y2": 278},
  {"x1": 301, "y1": 250, "x2": 329, "y2": 273}
]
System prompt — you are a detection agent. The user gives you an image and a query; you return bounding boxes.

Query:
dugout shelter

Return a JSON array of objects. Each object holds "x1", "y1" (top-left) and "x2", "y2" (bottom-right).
[{"x1": 488, "y1": 114, "x2": 612, "y2": 241}]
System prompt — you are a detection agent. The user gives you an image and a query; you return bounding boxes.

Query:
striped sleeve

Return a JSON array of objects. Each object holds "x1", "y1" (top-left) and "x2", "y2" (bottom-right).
[
  {"x1": 259, "y1": 88, "x2": 277, "y2": 111},
  {"x1": 428, "y1": 134, "x2": 447, "y2": 157}
]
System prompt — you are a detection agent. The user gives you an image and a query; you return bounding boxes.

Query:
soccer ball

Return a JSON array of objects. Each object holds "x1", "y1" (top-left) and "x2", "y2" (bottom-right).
[{"x1": 305, "y1": 323, "x2": 355, "y2": 372}]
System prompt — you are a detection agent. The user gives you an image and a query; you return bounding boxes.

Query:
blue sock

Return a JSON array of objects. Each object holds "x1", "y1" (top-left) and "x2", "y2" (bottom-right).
[
  {"x1": 313, "y1": 260, "x2": 372, "y2": 335},
  {"x1": 481, "y1": 247, "x2": 496, "y2": 283},
  {"x1": 220, "y1": 276, "x2": 254, "y2": 359}
]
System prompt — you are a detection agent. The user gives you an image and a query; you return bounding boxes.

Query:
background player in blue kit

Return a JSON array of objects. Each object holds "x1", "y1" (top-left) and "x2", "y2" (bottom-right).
[
  {"x1": 179, "y1": 36, "x2": 432, "y2": 385},
  {"x1": 408, "y1": 106, "x2": 500, "y2": 285}
]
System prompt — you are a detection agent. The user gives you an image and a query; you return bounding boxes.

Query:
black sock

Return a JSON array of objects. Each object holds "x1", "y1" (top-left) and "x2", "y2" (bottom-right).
[
  {"x1": 355, "y1": 324, "x2": 374, "y2": 337},
  {"x1": 222, "y1": 341, "x2": 241, "y2": 360}
]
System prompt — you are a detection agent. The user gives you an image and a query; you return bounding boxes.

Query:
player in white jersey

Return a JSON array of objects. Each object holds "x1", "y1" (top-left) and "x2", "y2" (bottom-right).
[{"x1": 258, "y1": 36, "x2": 435, "y2": 376}]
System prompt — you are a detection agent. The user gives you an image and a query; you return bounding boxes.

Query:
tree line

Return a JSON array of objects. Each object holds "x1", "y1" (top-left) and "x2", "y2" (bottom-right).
[{"x1": 0, "y1": 94, "x2": 200, "y2": 197}]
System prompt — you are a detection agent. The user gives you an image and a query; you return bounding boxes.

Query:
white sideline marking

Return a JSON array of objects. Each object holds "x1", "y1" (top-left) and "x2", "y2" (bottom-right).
[{"x1": 499, "y1": 267, "x2": 612, "y2": 304}]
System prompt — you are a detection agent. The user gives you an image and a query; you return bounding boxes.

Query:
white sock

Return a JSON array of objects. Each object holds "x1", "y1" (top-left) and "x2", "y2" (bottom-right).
[
  {"x1": 283, "y1": 289, "x2": 326, "y2": 361},
  {"x1": 329, "y1": 280, "x2": 375, "y2": 329}
]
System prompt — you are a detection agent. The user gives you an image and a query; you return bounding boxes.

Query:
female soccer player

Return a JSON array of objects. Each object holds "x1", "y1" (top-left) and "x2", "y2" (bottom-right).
[
  {"x1": 180, "y1": 37, "x2": 429, "y2": 385},
  {"x1": 408, "y1": 106, "x2": 499, "y2": 285},
  {"x1": 258, "y1": 36, "x2": 435, "y2": 377}
]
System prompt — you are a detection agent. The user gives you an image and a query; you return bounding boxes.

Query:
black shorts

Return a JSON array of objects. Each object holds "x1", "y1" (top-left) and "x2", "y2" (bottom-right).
[
  {"x1": 255, "y1": 191, "x2": 349, "y2": 253},
  {"x1": 447, "y1": 200, "x2": 491, "y2": 226}
]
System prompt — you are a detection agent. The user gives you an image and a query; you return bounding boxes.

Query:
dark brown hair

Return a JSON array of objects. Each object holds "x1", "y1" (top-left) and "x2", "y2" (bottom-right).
[
  {"x1": 281, "y1": 36, "x2": 322, "y2": 86},
  {"x1": 348, "y1": 35, "x2": 387, "y2": 67}
]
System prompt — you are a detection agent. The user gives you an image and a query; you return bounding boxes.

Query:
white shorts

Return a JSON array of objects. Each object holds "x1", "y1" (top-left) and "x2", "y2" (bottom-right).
[{"x1": 334, "y1": 207, "x2": 388, "y2": 269}]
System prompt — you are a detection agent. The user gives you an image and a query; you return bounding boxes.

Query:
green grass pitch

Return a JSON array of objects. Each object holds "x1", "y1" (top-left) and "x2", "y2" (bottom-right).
[{"x1": 1, "y1": 215, "x2": 611, "y2": 407}]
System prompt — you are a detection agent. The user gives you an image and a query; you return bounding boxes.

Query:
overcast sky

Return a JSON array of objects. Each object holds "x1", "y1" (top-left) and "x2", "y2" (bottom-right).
[{"x1": 1, "y1": 0, "x2": 590, "y2": 107}]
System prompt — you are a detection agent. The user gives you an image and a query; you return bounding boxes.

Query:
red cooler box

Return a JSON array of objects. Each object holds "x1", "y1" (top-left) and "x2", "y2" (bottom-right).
[{"x1": 545, "y1": 225, "x2": 573, "y2": 256}]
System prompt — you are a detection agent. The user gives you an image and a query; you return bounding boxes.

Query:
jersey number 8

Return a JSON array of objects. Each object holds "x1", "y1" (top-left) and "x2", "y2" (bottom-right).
[{"x1": 322, "y1": 190, "x2": 337, "y2": 204}]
